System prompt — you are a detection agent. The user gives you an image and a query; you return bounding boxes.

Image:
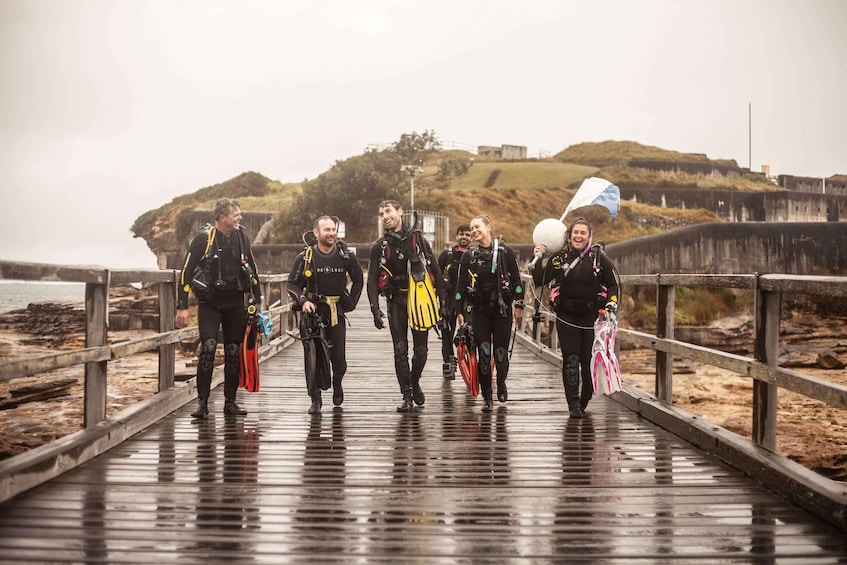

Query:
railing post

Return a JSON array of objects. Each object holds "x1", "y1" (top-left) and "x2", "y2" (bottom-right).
[
  {"x1": 157, "y1": 278, "x2": 176, "y2": 391},
  {"x1": 532, "y1": 295, "x2": 541, "y2": 341},
  {"x1": 84, "y1": 274, "x2": 109, "y2": 428},
  {"x1": 753, "y1": 279, "x2": 779, "y2": 451},
  {"x1": 285, "y1": 282, "x2": 297, "y2": 333},
  {"x1": 656, "y1": 278, "x2": 674, "y2": 402}
]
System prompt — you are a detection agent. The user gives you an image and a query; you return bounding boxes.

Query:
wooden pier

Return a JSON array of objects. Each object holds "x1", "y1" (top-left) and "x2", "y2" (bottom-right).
[{"x1": 0, "y1": 308, "x2": 845, "y2": 563}]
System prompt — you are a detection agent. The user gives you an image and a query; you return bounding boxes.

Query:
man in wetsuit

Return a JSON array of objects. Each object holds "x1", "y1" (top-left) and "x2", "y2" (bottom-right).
[
  {"x1": 367, "y1": 200, "x2": 445, "y2": 412},
  {"x1": 177, "y1": 198, "x2": 262, "y2": 418},
  {"x1": 287, "y1": 216, "x2": 364, "y2": 414},
  {"x1": 437, "y1": 223, "x2": 472, "y2": 379}
]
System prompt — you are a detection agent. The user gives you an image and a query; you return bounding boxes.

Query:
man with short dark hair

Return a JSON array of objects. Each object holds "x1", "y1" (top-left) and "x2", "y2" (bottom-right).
[
  {"x1": 177, "y1": 198, "x2": 261, "y2": 418},
  {"x1": 367, "y1": 200, "x2": 445, "y2": 412},
  {"x1": 437, "y1": 224, "x2": 472, "y2": 379}
]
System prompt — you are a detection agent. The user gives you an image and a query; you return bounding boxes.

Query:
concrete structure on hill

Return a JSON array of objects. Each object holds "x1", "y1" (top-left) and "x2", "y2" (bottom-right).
[
  {"x1": 778, "y1": 174, "x2": 847, "y2": 197},
  {"x1": 621, "y1": 187, "x2": 847, "y2": 223},
  {"x1": 628, "y1": 159, "x2": 742, "y2": 178},
  {"x1": 477, "y1": 144, "x2": 527, "y2": 159}
]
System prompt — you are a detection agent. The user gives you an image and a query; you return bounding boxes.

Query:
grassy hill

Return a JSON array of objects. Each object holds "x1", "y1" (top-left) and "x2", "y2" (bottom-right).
[
  {"x1": 555, "y1": 139, "x2": 720, "y2": 166},
  {"x1": 131, "y1": 171, "x2": 302, "y2": 252},
  {"x1": 410, "y1": 141, "x2": 738, "y2": 245},
  {"x1": 444, "y1": 160, "x2": 599, "y2": 191},
  {"x1": 132, "y1": 140, "x2": 771, "y2": 250}
]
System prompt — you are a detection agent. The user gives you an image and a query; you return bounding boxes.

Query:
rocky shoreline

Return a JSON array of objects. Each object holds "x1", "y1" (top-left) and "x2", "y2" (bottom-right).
[{"x1": 0, "y1": 288, "x2": 199, "y2": 459}]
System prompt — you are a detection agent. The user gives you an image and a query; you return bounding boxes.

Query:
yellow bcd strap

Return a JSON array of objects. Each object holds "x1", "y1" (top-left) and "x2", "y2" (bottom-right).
[
  {"x1": 304, "y1": 246, "x2": 313, "y2": 278},
  {"x1": 203, "y1": 226, "x2": 217, "y2": 256},
  {"x1": 182, "y1": 226, "x2": 217, "y2": 292}
]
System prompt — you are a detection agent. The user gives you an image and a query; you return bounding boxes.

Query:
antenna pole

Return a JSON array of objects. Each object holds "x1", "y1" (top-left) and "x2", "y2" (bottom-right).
[{"x1": 748, "y1": 102, "x2": 752, "y2": 171}]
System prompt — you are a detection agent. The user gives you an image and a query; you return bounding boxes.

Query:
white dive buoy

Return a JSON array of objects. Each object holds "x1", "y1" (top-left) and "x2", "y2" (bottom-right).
[{"x1": 528, "y1": 218, "x2": 567, "y2": 268}]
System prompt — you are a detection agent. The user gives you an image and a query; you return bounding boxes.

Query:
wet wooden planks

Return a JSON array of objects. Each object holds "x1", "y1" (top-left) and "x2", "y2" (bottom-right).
[{"x1": 0, "y1": 308, "x2": 845, "y2": 563}]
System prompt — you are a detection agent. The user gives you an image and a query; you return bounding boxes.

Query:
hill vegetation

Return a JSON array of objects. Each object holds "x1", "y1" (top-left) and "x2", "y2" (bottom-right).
[
  {"x1": 131, "y1": 171, "x2": 301, "y2": 245},
  {"x1": 130, "y1": 133, "x2": 792, "y2": 326},
  {"x1": 132, "y1": 133, "x2": 773, "y2": 250},
  {"x1": 555, "y1": 139, "x2": 724, "y2": 166}
]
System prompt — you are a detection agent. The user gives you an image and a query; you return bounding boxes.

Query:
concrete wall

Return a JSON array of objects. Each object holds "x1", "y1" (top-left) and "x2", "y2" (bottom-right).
[
  {"x1": 606, "y1": 222, "x2": 847, "y2": 275},
  {"x1": 230, "y1": 223, "x2": 847, "y2": 277},
  {"x1": 779, "y1": 174, "x2": 847, "y2": 196},
  {"x1": 628, "y1": 160, "x2": 742, "y2": 178},
  {"x1": 622, "y1": 187, "x2": 847, "y2": 223},
  {"x1": 167, "y1": 198, "x2": 847, "y2": 276}
]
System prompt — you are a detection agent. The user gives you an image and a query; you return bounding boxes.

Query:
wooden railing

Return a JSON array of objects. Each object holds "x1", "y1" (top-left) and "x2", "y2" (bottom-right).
[
  {"x1": 3, "y1": 260, "x2": 845, "y2": 525},
  {"x1": 518, "y1": 272, "x2": 847, "y2": 530},
  {"x1": 0, "y1": 259, "x2": 296, "y2": 501},
  {"x1": 521, "y1": 273, "x2": 847, "y2": 449}
]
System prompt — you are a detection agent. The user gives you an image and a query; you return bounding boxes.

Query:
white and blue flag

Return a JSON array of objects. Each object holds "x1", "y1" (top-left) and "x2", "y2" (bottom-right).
[{"x1": 561, "y1": 177, "x2": 621, "y2": 221}]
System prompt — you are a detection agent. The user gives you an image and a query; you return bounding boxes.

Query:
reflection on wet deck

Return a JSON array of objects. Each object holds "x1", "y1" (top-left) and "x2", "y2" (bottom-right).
[{"x1": 1, "y1": 308, "x2": 845, "y2": 563}]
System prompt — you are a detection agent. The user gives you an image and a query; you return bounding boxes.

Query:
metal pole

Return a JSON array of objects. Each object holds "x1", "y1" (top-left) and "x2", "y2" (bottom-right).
[
  {"x1": 749, "y1": 102, "x2": 752, "y2": 171},
  {"x1": 410, "y1": 170, "x2": 415, "y2": 217},
  {"x1": 402, "y1": 163, "x2": 423, "y2": 226}
]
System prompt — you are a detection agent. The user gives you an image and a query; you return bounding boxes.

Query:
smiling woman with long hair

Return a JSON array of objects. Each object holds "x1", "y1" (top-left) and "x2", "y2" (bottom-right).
[
  {"x1": 530, "y1": 217, "x2": 620, "y2": 418},
  {"x1": 454, "y1": 215, "x2": 525, "y2": 412}
]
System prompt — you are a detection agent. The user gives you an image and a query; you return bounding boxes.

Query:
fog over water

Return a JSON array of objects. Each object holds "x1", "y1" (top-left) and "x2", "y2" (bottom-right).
[{"x1": 0, "y1": 282, "x2": 86, "y2": 314}]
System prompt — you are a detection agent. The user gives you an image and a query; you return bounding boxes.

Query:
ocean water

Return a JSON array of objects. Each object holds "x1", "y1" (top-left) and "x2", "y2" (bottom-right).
[{"x1": 0, "y1": 281, "x2": 86, "y2": 313}]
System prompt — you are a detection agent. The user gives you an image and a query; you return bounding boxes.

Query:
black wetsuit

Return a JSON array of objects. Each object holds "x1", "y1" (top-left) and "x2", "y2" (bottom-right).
[
  {"x1": 530, "y1": 244, "x2": 620, "y2": 411},
  {"x1": 287, "y1": 242, "x2": 364, "y2": 398},
  {"x1": 437, "y1": 244, "x2": 468, "y2": 366},
  {"x1": 367, "y1": 226, "x2": 444, "y2": 404},
  {"x1": 454, "y1": 241, "x2": 525, "y2": 406},
  {"x1": 178, "y1": 226, "x2": 261, "y2": 404}
]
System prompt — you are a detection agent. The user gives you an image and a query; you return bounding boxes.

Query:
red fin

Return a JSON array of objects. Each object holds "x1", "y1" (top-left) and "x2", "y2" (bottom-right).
[
  {"x1": 456, "y1": 340, "x2": 479, "y2": 398},
  {"x1": 239, "y1": 316, "x2": 260, "y2": 392}
]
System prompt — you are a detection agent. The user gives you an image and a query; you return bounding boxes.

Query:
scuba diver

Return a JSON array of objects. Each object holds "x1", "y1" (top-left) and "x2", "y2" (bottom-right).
[
  {"x1": 454, "y1": 215, "x2": 525, "y2": 412},
  {"x1": 530, "y1": 217, "x2": 621, "y2": 418},
  {"x1": 287, "y1": 216, "x2": 364, "y2": 414},
  {"x1": 437, "y1": 224, "x2": 472, "y2": 380},
  {"x1": 177, "y1": 197, "x2": 262, "y2": 419},
  {"x1": 367, "y1": 200, "x2": 446, "y2": 412}
]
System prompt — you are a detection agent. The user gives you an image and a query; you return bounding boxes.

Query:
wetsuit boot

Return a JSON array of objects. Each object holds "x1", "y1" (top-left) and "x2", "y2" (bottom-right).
[
  {"x1": 482, "y1": 388, "x2": 494, "y2": 413},
  {"x1": 191, "y1": 398, "x2": 209, "y2": 418},
  {"x1": 308, "y1": 391, "x2": 322, "y2": 415},
  {"x1": 411, "y1": 374, "x2": 425, "y2": 406},
  {"x1": 564, "y1": 353, "x2": 583, "y2": 418},
  {"x1": 333, "y1": 376, "x2": 344, "y2": 406},
  {"x1": 223, "y1": 400, "x2": 248, "y2": 416},
  {"x1": 397, "y1": 386, "x2": 415, "y2": 413}
]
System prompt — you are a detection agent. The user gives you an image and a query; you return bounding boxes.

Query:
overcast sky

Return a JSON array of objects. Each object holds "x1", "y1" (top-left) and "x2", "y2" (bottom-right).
[{"x1": 1, "y1": 0, "x2": 845, "y2": 269}]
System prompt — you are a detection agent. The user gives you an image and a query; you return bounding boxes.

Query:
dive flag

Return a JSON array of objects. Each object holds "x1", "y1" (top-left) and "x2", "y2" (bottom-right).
[{"x1": 562, "y1": 177, "x2": 621, "y2": 221}]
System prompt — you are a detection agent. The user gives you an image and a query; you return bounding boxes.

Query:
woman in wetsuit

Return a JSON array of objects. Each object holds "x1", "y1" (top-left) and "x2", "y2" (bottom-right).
[
  {"x1": 530, "y1": 217, "x2": 620, "y2": 418},
  {"x1": 454, "y1": 215, "x2": 524, "y2": 412}
]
